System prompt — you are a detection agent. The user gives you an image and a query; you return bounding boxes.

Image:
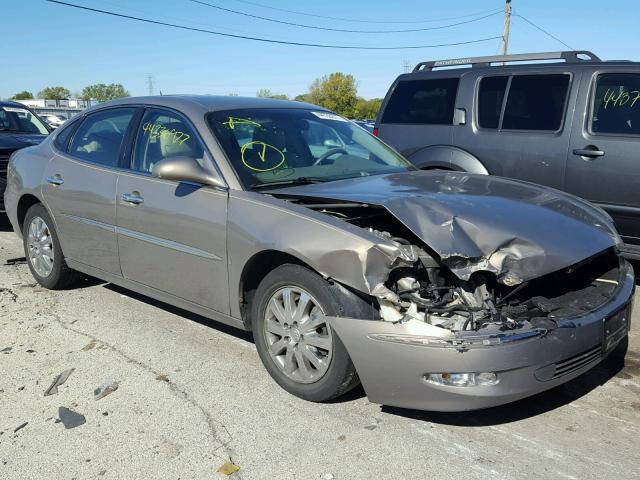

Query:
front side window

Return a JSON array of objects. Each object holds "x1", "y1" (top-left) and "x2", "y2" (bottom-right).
[
  {"x1": 69, "y1": 108, "x2": 135, "y2": 167},
  {"x1": 132, "y1": 109, "x2": 205, "y2": 173},
  {"x1": 380, "y1": 78, "x2": 459, "y2": 125},
  {"x1": 591, "y1": 73, "x2": 640, "y2": 136},
  {"x1": 502, "y1": 74, "x2": 570, "y2": 131},
  {"x1": 208, "y1": 109, "x2": 415, "y2": 188},
  {"x1": 0, "y1": 106, "x2": 49, "y2": 135},
  {"x1": 477, "y1": 76, "x2": 509, "y2": 129}
]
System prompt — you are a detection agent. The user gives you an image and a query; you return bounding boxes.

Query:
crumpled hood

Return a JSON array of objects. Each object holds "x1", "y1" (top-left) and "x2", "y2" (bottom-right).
[
  {"x1": 268, "y1": 171, "x2": 619, "y2": 285},
  {"x1": 0, "y1": 132, "x2": 47, "y2": 151}
]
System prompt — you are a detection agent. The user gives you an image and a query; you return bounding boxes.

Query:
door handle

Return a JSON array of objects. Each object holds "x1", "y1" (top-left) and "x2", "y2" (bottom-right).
[
  {"x1": 573, "y1": 147, "x2": 605, "y2": 158},
  {"x1": 46, "y1": 175, "x2": 64, "y2": 186},
  {"x1": 121, "y1": 192, "x2": 144, "y2": 205}
]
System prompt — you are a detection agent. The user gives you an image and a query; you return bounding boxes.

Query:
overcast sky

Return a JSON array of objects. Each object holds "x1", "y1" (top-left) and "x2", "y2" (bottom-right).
[{"x1": 3, "y1": 0, "x2": 639, "y2": 100}]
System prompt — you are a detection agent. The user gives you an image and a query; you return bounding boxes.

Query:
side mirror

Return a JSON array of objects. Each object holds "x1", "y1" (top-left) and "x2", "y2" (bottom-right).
[{"x1": 151, "y1": 156, "x2": 226, "y2": 188}]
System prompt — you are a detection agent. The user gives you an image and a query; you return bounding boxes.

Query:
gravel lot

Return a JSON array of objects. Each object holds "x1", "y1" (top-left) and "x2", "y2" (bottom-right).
[{"x1": 1, "y1": 216, "x2": 639, "y2": 480}]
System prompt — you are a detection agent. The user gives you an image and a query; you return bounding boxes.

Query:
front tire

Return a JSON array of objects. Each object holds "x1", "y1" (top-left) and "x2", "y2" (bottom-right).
[
  {"x1": 23, "y1": 204, "x2": 80, "y2": 289},
  {"x1": 251, "y1": 264, "x2": 374, "y2": 402}
]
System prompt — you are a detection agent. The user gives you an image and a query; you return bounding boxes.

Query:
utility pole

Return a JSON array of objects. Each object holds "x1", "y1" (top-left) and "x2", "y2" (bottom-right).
[
  {"x1": 402, "y1": 60, "x2": 411, "y2": 74},
  {"x1": 501, "y1": 0, "x2": 512, "y2": 56},
  {"x1": 146, "y1": 74, "x2": 155, "y2": 96}
]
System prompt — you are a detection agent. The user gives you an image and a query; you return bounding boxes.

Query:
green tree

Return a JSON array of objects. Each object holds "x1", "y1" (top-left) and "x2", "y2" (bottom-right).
[
  {"x1": 306, "y1": 72, "x2": 358, "y2": 117},
  {"x1": 38, "y1": 86, "x2": 71, "y2": 100},
  {"x1": 354, "y1": 98, "x2": 383, "y2": 120},
  {"x1": 256, "y1": 89, "x2": 289, "y2": 100},
  {"x1": 80, "y1": 83, "x2": 129, "y2": 102},
  {"x1": 294, "y1": 93, "x2": 312, "y2": 103},
  {"x1": 11, "y1": 91, "x2": 34, "y2": 100}
]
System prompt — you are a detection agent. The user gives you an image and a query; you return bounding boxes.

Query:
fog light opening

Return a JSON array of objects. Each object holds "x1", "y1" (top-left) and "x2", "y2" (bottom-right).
[{"x1": 425, "y1": 372, "x2": 499, "y2": 387}]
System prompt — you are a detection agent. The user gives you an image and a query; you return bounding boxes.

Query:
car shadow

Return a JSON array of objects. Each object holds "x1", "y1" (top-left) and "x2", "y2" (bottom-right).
[
  {"x1": 103, "y1": 283, "x2": 254, "y2": 344},
  {"x1": 0, "y1": 215, "x2": 14, "y2": 232},
  {"x1": 382, "y1": 339, "x2": 632, "y2": 426}
]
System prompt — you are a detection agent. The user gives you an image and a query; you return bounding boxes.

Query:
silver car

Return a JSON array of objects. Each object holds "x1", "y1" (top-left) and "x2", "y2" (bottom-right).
[{"x1": 4, "y1": 96, "x2": 634, "y2": 411}]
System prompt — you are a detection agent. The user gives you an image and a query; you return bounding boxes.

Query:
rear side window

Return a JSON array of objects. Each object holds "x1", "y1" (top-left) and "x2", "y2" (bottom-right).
[
  {"x1": 69, "y1": 108, "x2": 135, "y2": 167},
  {"x1": 54, "y1": 118, "x2": 79, "y2": 151},
  {"x1": 478, "y1": 76, "x2": 508, "y2": 129},
  {"x1": 502, "y1": 74, "x2": 570, "y2": 131},
  {"x1": 381, "y1": 78, "x2": 459, "y2": 125},
  {"x1": 591, "y1": 73, "x2": 640, "y2": 136}
]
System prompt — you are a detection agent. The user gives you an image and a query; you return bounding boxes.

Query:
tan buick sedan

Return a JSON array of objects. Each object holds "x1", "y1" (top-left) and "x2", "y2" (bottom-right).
[{"x1": 4, "y1": 95, "x2": 634, "y2": 411}]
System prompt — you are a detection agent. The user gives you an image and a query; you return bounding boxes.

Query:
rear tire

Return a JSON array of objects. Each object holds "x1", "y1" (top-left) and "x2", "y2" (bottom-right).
[
  {"x1": 23, "y1": 204, "x2": 81, "y2": 290},
  {"x1": 251, "y1": 263, "x2": 375, "y2": 402}
]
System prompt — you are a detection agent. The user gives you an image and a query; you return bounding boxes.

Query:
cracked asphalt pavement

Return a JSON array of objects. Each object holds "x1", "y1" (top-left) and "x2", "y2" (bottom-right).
[{"x1": 1, "y1": 217, "x2": 639, "y2": 480}]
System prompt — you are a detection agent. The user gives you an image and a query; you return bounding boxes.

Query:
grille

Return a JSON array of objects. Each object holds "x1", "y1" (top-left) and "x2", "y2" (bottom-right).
[
  {"x1": 552, "y1": 345, "x2": 601, "y2": 379},
  {"x1": 0, "y1": 153, "x2": 10, "y2": 177}
]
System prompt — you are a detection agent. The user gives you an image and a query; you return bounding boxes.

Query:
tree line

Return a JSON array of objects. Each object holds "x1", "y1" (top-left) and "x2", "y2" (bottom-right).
[
  {"x1": 9, "y1": 72, "x2": 382, "y2": 119},
  {"x1": 11, "y1": 84, "x2": 130, "y2": 102}
]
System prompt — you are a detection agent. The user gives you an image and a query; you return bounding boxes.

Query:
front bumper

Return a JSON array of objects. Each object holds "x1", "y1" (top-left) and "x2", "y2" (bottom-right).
[{"x1": 328, "y1": 259, "x2": 635, "y2": 412}]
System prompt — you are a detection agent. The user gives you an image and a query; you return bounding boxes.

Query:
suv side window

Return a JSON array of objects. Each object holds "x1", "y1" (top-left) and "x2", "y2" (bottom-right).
[
  {"x1": 381, "y1": 78, "x2": 459, "y2": 125},
  {"x1": 591, "y1": 73, "x2": 640, "y2": 136},
  {"x1": 478, "y1": 76, "x2": 509, "y2": 129},
  {"x1": 69, "y1": 108, "x2": 135, "y2": 167},
  {"x1": 132, "y1": 109, "x2": 205, "y2": 173},
  {"x1": 502, "y1": 74, "x2": 570, "y2": 131}
]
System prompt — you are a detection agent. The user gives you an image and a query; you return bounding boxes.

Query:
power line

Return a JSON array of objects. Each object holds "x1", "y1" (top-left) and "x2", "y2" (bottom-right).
[
  {"x1": 187, "y1": 0, "x2": 502, "y2": 34},
  {"x1": 513, "y1": 14, "x2": 574, "y2": 50},
  {"x1": 231, "y1": 0, "x2": 502, "y2": 25},
  {"x1": 46, "y1": 1, "x2": 503, "y2": 50}
]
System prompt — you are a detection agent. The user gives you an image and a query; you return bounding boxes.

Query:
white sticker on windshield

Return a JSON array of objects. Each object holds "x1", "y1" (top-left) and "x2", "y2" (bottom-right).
[
  {"x1": 311, "y1": 111, "x2": 347, "y2": 122},
  {"x1": 1, "y1": 107, "x2": 26, "y2": 113}
]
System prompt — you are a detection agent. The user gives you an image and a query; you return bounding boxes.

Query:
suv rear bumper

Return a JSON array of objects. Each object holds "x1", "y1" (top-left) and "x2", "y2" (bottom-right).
[{"x1": 328, "y1": 259, "x2": 634, "y2": 412}]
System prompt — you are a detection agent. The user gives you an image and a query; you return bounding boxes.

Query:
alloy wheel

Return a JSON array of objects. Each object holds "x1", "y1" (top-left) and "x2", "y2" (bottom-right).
[{"x1": 27, "y1": 216, "x2": 55, "y2": 277}]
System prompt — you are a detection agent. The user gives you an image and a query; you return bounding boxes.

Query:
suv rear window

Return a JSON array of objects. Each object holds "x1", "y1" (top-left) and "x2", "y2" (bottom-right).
[
  {"x1": 591, "y1": 73, "x2": 640, "y2": 136},
  {"x1": 502, "y1": 74, "x2": 570, "y2": 131},
  {"x1": 381, "y1": 78, "x2": 459, "y2": 125}
]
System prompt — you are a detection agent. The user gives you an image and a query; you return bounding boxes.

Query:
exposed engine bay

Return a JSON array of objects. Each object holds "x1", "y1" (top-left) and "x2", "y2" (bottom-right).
[{"x1": 290, "y1": 198, "x2": 622, "y2": 337}]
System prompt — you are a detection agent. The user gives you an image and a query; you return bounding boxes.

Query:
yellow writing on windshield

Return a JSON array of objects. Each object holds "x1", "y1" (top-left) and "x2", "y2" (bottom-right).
[
  {"x1": 223, "y1": 117, "x2": 263, "y2": 129},
  {"x1": 603, "y1": 88, "x2": 640, "y2": 109},
  {"x1": 142, "y1": 122, "x2": 191, "y2": 145},
  {"x1": 240, "y1": 141, "x2": 285, "y2": 172}
]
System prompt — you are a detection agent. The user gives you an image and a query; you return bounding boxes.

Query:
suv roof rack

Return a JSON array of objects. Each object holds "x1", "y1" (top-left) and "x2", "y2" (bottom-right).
[{"x1": 413, "y1": 50, "x2": 601, "y2": 72}]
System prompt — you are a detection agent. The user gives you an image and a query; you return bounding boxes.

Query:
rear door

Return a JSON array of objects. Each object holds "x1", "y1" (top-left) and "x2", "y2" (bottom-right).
[
  {"x1": 115, "y1": 107, "x2": 230, "y2": 313},
  {"x1": 566, "y1": 70, "x2": 640, "y2": 246},
  {"x1": 454, "y1": 71, "x2": 577, "y2": 189},
  {"x1": 43, "y1": 107, "x2": 136, "y2": 275},
  {"x1": 377, "y1": 74, "x2": 459, "y2": 164}
]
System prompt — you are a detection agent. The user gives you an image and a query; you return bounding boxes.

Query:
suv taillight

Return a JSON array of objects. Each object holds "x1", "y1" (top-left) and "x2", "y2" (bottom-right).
[{"x1": 372, "y1": 127, "x2": 379, "y2": 137}]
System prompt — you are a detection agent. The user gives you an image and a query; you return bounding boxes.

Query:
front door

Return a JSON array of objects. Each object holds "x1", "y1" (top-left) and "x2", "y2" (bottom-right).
[
  {"x1": 42, "y1": 107, "x2": 136, "y2": 275},
  {"x1": 566, "y1": 71, "x2": 640, "y2": 246},
  {"x1": 115, "y1": 108, "x2": 230, "y2": 313}
]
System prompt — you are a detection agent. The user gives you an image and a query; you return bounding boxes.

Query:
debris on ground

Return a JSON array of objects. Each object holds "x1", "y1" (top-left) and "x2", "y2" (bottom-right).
[
  {"x1": 94, "y1": 380, "x2": 119, "y2": 400},
  {"x1": 81, "y1": 341, "x2": 96, "y2": 351},
  {"x1": 1, "y1": 347, "x2": 12, "y2": 353},
  {"x1": 44, "y1": 368, "x2": 75, "y2": 396},
  {"x1": 57, "y1": 407, "x2": 86, "y2": 429},
  {"x1": 0, "y1": 288, "x2": 18, "y2": 302},
  {"x1": 319, "y1": 474, "x2": 335, "y2": 480},
  {"x1": 155, "y1": 373, "x2": 169, "y2": 382},
  {"x1": 217, "y1": 461, "x2": 240, "y2": 476},
  {"x1": 13, "y1": 422, "x2": 28, "y2": 433},
  {"x1": 5, "y1": 257, "x2": 27, "y2": 266}
]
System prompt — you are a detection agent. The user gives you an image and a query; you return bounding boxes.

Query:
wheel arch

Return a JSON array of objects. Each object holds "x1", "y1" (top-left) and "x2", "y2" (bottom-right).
[
  {"x1": 407, "y1": 145, "x2": 489, "y2": 175},
  {"x1": 16, "y1": 193, "x2": 44, "y2": 233}
]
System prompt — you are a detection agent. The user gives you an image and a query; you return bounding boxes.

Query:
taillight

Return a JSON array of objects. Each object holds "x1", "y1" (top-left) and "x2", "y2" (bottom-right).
[{"x1": 372, "y1": 127, "x2": 379, "y2": 137}]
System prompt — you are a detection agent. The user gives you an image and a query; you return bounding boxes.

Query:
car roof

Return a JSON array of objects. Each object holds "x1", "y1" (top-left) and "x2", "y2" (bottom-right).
[
  {"x1": 0, "y1": 101, "x2": 32, "y2": 108},
  {"x1": 91, "y1": 95, "x2": 326, "y2": 117}
]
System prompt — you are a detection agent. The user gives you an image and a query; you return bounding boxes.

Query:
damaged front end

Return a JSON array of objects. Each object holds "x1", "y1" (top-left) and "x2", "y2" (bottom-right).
[{"x1": 285, "y1": 196, "x2": 628, "y2": 349}]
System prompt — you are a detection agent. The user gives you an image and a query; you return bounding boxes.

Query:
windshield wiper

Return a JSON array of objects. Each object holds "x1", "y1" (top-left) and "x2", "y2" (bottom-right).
[{"x1": 249, "y1": 177, "x2": 328, "y2": 190}]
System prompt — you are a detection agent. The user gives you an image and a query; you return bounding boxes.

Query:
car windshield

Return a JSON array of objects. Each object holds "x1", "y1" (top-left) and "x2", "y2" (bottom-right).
[
  {"x1": 207, "y1": 108, "x2": 414, "y2": 188},
  {"x1": 0, "y1": 106, "x2": 49, "y2": 134}
]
